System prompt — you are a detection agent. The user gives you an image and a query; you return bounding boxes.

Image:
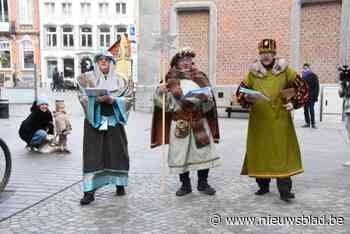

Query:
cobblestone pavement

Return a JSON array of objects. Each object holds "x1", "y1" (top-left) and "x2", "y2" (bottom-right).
[
  {"x1": 0, "y1": 90, "x2": 89, "y2": 220},
  {"x1": 0, "y1": 89, "x2": 350, "y2": 233}
]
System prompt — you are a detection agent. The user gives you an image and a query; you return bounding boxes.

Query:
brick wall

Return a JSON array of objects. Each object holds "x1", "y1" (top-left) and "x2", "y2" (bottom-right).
[
  {"x1": 161, "y1": 0, "x2": 293, "y2": 85},
  {"x1": 216, "y1": 0, "x2": 292, "y2": 85},
  {"x1": 300, "y1": 1, "x2": 341, "y2": 83},
  {"x1": 161, "y1": 0, "x2": 343, "y2": 85},
  {"x1": 178, "y1": 10, "x2": 209, "y2": 75}
]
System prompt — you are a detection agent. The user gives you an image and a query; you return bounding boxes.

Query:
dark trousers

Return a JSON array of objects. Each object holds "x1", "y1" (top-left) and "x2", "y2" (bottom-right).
[
  {"x1": 304, "y1": 101, "x2": 316, "y2": 125},
  {"x1": 179, "y1": 169, "x2": 209, "y2": 185},
  {"x1": 256, "y1": 177, "x2": 292, "y2": 195}
]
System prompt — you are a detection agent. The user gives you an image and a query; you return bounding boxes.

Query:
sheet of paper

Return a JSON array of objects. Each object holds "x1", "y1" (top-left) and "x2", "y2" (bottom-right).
[
  {"x1": 84, "y1": 88, "x2": 109, "y2": 96},
  {"x1": 239, "y1": 87, "x2": 270, "y2": 101},
  {"x1": 185, "y1": 87, "x2": 212, "y2": 97}
]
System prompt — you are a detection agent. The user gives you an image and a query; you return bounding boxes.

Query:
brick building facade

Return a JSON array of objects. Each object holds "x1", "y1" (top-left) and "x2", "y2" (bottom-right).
[
  {"x1": 300, "y1": 1, "x2": 341, "y2": 83},
  {"x1": 0, "y1": 0, "x2": 40, "y2": 88},
  {"x1": 161, "y1": 0, "x2": 346, "y2": 83},
  {"x1": 137, "y1": 0, "x2": 349, "y2": 111}
]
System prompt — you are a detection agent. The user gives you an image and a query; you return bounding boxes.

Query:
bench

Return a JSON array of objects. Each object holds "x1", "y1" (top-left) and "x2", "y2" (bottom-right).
[
  {"x1": 216, "y1": 90, "x2": 250, "y2": 118},
  {"x1": 217, "y1": 100, "x2": 250, "y2": 118},
  {"x1": 225, "y1": 105, "x2": 249, "y2": 118}
]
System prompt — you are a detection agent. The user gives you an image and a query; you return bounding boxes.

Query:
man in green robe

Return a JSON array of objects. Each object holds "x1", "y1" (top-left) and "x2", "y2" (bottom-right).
[{"x1": 236, "y1": 39, "x2": 309, "y2": 202}]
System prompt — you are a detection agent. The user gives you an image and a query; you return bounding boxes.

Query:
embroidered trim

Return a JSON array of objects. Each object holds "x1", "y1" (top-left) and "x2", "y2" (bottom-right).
[
  {"x1": 83, "y1": 174, "x2": 128, "y2": 192},
  {"x1": 289, "y1": 75, "x2": 309, "y2": 109},
  {"x1": 242, "y1": 169, "x2": 304, "y2": 178},
  {"x1": 168, "y1": 157, "x2": 221, "y2": 168},
  {"x1": 236, "y1": 82, "x2": 253, "y2": 109}
]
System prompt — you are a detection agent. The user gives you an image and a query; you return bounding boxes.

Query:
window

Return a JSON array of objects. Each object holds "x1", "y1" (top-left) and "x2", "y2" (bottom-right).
[
  {"x1": 81, "y1": 26, "x2": 92, "y2": 48},
  {"x1": 62, "y1": 2, "x2": 72, "y2": 16},
  {"x1": 99, "y1": 26, "x2": 111, "y2": 48},
  {"x1": 116, "y1": 2, "x2": 126, "y2": 15},
  {"x1": 44, "y1": 2, "x2": 55, "y2": 14},
  {"x1": 62, "y1": 26, "x2": 74, "y2": 48},
  {"x1": 21, "y1": 40, "x2": 34, "y2": 69},
  {"x1": 81, "y1": 2, "x2": 91, "y2": 17},
  {"x1": 116, "y1": 25, "x2": 127, "y2": 41},
  {"x1": 0, "y1": 41, "x2": 11, "y2": 69},
  {"x1": 99, "y1": 2, "x2": 109, "y2": 16},
  {"x1": 46, "y1": 26, "x2": 57, "y2": 47},
  {"x1": 0, "y1": 0, "x2": 9, "y2": 22},
  {"x1": 18, "y1": 0, "x2": 33, "y2": 25}
]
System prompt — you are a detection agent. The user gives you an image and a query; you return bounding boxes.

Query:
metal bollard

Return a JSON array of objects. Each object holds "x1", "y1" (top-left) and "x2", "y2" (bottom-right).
[{"x1": 0, "y1": 99, "x2": 9, "y2": 119}]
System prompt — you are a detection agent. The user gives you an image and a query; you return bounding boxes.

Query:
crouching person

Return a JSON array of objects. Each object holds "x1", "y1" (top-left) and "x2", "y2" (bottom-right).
[{"x1": 19, "y1": 97, "x2": 54, "y2": 151}]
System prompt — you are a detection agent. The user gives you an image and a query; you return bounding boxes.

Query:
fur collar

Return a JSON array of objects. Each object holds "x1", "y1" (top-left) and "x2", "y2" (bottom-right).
[
  {"x1": 166, "y1": 67, "x2": 209, "y2": 87},
  {"x1": 249, "y1": 57, "x2": 289, "y2": 78}
]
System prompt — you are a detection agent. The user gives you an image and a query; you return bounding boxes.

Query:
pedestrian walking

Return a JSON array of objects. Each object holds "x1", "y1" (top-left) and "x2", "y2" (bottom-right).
[
  {"x1": 301, "y1": 63, "x2": 320, "y2": 129},
  {"x1": 52, "y1": 68, "x2": 59, "y2": 91},
  {"x1": 58, "y1": 72, "x2": 65, "y2": 92}
]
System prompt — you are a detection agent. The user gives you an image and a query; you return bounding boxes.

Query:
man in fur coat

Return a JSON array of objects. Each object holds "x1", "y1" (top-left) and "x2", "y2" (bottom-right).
[
  {"x1": 151, "y1": 47, "x2": 221, "y2": 196},
  {"x1": 236, "y1": 39, "x2": 309, "y2": 202}
]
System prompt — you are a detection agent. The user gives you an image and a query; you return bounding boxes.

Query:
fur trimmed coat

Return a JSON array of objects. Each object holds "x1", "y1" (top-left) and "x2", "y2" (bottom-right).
[
  {"x1": 151, "y1": 67, "x2": 221, "y2": 174},
  {"x1": 236, "y1": 58, "x2": 308, "y2": 178}
]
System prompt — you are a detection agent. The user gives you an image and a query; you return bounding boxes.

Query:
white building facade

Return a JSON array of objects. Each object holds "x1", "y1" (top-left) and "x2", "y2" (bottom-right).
[{"x1": 39, "y1": 0, "x2": 135, "y2": 85}]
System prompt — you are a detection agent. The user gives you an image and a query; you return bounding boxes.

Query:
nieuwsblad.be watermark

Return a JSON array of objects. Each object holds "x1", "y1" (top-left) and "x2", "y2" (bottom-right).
[{"x1": 209, "y1": 213, "x2": 345, "y2": 227}]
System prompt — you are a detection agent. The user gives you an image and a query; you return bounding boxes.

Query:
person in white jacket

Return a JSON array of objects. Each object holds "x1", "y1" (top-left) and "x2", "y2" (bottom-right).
[{"x1": 338, "y1": 65, "x2": 350, "y2": 166}]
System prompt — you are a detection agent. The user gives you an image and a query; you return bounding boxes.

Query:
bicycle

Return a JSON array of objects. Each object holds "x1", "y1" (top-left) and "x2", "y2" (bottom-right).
[{"x1": 0, "y1": 137, "x2": 11, "y2": 192}]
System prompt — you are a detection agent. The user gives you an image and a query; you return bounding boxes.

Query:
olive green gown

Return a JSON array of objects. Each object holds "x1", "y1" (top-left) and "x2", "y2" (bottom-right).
[{"x1": 237, "y1": 58, "x2": 308, "y2": 178}]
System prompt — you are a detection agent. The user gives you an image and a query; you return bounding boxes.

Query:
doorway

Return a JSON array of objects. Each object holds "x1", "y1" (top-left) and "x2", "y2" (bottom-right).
[
  {"x1": 63, "y1": 58, "x2": 74, "y2": 78},
  {"x1": 177, "y1": 10, "x2": 209, "y2": 75},
  {"x1": 47, "y1": 60, "x2": 57, "y2": 81}
]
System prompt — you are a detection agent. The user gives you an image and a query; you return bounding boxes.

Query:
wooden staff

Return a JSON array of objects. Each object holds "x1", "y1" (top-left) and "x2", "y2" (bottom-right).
[{"x1": 160, "y1": 54, "x2": 167, "y2": 193}]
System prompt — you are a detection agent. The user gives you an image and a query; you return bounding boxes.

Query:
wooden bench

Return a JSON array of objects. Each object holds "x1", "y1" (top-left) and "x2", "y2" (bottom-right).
[
  {"x1": 225, "y1": 105, "x2": 249, "y2": 118},
  {"x1": 217, "y1": 99, "x2": 249, "y2": 118},
  {"x1": 216, "y1": 90, "x2": 250, "y2": 118}
]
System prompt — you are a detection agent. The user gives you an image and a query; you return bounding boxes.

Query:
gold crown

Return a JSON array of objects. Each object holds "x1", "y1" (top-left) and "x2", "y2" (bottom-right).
[{"x1": 258, "y1": 39, "x2": 277, "y2": 54}]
